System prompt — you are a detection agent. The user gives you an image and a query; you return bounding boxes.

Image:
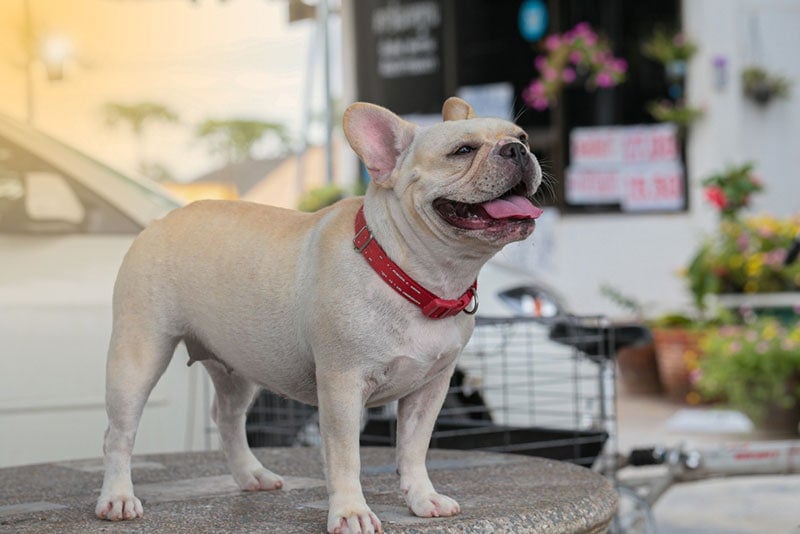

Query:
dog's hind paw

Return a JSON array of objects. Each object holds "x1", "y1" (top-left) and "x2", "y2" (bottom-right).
[
  {"x1": 95, "y1": 493, "x2": 143, "y2": 521},
  {"x1": 234, "y1": 466, "x2": 284, "y2": 492}
]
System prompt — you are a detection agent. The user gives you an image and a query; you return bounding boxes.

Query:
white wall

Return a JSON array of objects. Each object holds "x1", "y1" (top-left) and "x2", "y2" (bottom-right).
[{"x1": 685, "y1": 0, "x2": 800, "y2": 219}]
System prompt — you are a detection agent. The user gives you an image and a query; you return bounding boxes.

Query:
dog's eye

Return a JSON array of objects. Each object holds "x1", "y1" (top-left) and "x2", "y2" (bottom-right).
[{"x1": 454, "y1": 145, "x2": 475, "y2": 155}]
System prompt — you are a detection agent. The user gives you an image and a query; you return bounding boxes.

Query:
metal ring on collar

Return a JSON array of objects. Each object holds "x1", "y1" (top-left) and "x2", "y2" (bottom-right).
[{"x1": 463, "y1": 287, "x2": 479, "y2": 315}]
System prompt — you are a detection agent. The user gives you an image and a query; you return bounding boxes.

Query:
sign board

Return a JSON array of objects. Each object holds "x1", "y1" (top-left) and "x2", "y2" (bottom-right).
[
  {"x1": 566, "y1": 124, "x2": 685, "y2": 212},
  {"x1": 353, "y1": 0, "x2": 445, "y2": 115}
]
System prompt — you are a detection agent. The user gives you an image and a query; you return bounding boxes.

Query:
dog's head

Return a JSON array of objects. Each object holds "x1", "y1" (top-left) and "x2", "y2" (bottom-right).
[{"x1": 343, "y1": 97, "x2": 542, "y2": 247}]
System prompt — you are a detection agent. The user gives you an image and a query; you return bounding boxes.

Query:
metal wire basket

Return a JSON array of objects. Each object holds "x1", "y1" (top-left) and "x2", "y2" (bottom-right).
[{"x1": 245, "y1": 315, "x2": 617, "y2": 469}]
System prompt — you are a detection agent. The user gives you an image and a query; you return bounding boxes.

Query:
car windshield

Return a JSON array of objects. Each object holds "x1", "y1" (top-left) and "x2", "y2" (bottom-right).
[{"x1": 0, "y1": 114, "x2": 182, "y2": 227}]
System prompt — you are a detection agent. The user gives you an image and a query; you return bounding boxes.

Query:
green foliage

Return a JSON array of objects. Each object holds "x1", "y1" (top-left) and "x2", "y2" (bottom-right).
[
  {"x1": 686, "y1": 215, "x2": 800, "y2": 309},
  {"x1": 649, "y1": 312, "x2": 698, "y2": 329},
  {"x1": 195, "y1": 119, "x2": 291, "y2": 163},
  {"x1": 742, "y1": 66, "x2": 793, "y2": 103},
  {"x1": 646, "y1": 100, "x2": 703, "y2": 128},
  {"x1": 103, "y1": 101, "x2": 179, "y2": 135},
  {"x1": 599, "y1": 283, "x2": 644, "y2": 317},
  {"x1": 641, "y1": 28, "x2": 697, "y2": 64},
  {"x1": 701, "y1": 162, "x2": 763, "y2": 219},
  {"x1": 297, "y1": 184, "x2": 345, "y2": 212},
  {"x1": 696, "y1": 318, "x2": 800, "y2": 422}
]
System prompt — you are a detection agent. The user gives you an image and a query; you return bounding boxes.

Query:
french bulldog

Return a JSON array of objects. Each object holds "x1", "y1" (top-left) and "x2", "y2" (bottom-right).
[{"x1": 95, "y1": 97, "x2": 542, "y2": 533}]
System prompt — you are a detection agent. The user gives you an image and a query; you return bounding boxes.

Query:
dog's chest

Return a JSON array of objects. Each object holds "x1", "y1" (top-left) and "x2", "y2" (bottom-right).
[{"x1": 365, "y1": 323, "x2": 466, "y2": 406}]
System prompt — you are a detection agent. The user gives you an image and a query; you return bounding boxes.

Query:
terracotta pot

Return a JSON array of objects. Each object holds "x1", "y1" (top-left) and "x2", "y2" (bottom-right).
[
  {"x1": 652, "y1": 328, "x2": 702, "y2": 401},
  {"x1": 616, "y1": 342, "x2": 662, "y2": 395}
]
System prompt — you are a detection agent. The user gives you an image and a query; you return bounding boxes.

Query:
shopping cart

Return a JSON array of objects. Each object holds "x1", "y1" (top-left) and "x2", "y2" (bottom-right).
[{"x1": 245, "y1": 314, "x2": 620, "y2": 470}]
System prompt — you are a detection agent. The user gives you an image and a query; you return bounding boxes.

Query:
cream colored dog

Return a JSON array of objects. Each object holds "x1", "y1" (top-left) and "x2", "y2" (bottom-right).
[{"x1": 95, "y1": 97, "x2": 542, "y2": 533}]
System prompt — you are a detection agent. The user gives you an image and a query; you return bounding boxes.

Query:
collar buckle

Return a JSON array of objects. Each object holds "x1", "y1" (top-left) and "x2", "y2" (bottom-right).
[{"x1": 353, "y1": 224, "x2": 374, "y2": 253}]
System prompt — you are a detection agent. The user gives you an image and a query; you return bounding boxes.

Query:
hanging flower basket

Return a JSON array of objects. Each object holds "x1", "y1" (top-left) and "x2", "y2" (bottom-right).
[{"x1": 522, "y1": 22, "x2": 627, "y2": 111}]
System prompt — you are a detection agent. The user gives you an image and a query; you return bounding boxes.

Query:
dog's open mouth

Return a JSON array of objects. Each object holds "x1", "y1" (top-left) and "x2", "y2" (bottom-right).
[{"x1": 433, "y1": 185, "x2": 543, "y2": 230}]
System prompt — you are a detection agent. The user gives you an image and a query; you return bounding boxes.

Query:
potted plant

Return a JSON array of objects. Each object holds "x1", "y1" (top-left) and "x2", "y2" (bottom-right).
[
  {"x1": 646, "y1": 99, "x2": 704, "y2": 132},
  {"x1": 641, "y1": 28, "x2": 697, "y2": 80},
  {"x1": 695, "y1": 318, "x2": 800, "y2": 434},
  {"x1": 700, "y1": 162, "x2": 763, "y2": 219},
  {"x1": 686, "y1": 163, "x2": 800, "y2": 315},
  {"x1": 649, "y1": 312, "x2": 710, "y2": 403},
  {"x1": 523, "y1": 22, "x2": 627, "y2": 111},
  {"x1": 641, "y1": 29, "x2": 701, "y2": 134},
  {"x1": 742, "y1": 66, "x2": 793, "y2": 105}
]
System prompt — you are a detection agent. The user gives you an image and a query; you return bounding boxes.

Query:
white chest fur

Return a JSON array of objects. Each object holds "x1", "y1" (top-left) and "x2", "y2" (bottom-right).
[{"x1": 363, "y1": 319, "x2": 469, "y2": 407}]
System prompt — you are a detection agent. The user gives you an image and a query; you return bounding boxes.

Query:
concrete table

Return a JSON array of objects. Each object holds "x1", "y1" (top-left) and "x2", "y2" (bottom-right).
[{"x1": 0, "y1": 447, "x2": 617, "y2": 533}]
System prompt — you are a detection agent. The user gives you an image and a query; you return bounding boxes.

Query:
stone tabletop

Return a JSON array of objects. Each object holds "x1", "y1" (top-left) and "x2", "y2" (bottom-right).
[{"x1": 0, "y1": 447, "x2": 617, "y2": 533}]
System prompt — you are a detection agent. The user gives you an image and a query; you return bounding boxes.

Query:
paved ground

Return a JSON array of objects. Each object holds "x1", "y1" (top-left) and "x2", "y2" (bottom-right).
[
  {"x1": 0, "y1": 447, "x2": 616, "y2": 533},
  {"x1": 616, "y1": 388, "x2": 800, "y2": 533},
  {"x1": 2, "y1": 382, "x2": 798, "y2": 533}
]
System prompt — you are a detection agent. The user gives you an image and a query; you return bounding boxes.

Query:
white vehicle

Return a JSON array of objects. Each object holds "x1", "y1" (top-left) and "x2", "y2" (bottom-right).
[{"x1": 0, "y1": 114, "x2": 206, "y2": 467}]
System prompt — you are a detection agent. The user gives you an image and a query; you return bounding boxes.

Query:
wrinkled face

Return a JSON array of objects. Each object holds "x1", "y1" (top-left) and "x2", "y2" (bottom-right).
[{"x1": 396, "y1": 117, "x2": 543, "y2": 246}]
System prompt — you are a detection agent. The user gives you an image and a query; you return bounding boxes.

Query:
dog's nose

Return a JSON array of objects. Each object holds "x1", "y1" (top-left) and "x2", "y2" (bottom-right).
[{"x1": 498, "y1": 142, "x2": 528, "y2": 166}]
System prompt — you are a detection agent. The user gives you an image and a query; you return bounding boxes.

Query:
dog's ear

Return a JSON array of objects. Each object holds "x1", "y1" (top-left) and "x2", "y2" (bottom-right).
[
  {"x1": 442, "y1": 97, "x2": 475, "y2": 121},
  {"x1": 343, "y1": 103, "x2": 416, "y2": 186}
]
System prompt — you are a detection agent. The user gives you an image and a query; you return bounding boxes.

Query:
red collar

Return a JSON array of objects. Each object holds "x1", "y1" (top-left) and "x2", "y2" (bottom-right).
[{"x1": 353, "y1": 205, "x2": 478, "y2": 319}]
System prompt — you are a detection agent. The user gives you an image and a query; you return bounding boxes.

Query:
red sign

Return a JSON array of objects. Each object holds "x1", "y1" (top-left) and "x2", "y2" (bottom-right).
[
  {"x1": 571, "y1": 124, "x2": 680, "y2": 166},
  {"x1": 567, "y1": 124, "x2": 684, "y2": 212},
  {"x1": 567, "y1": 162, "x2": 685, "y2": 211}
]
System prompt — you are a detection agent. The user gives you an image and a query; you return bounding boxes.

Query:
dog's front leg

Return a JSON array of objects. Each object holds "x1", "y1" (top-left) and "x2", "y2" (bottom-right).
[
  {"x1": 396, "y1": 363, "x2": 461, "y2": 518},
  {"x1": 317, "y1": 369, "x2": 382, "y2": 534}
]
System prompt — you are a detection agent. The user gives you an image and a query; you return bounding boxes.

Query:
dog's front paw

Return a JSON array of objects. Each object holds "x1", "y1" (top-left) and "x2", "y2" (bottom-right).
[
  {"x1": 95, "y1": 493, "x2": 143, "y2": 521},
  {"x1": 233, "y1": 466, "x2": 284, "y2": 492},
  {"x1": 327, "y1": 502, "x2": 382, "y2": 534},
  {"x1": 405, "y1": 490, "x2": 460, "y2": 518}
]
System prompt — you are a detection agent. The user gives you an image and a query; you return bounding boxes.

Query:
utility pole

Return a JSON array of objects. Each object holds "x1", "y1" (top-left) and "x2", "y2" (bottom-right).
[
  {"x1": 24, "y1": 0, "x2": 34, "y2": 125},
  {"x1": 318, "y1": 0, "x2": 333, "y2": 185}
]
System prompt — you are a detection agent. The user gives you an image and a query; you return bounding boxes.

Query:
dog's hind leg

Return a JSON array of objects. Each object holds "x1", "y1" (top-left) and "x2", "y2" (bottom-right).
[
  {"x1": 95, "y1": 326, "x2": 177, "y2": 521},
  {"x1": 201, "y1": 357, "x2": 284, "y2": 491}
]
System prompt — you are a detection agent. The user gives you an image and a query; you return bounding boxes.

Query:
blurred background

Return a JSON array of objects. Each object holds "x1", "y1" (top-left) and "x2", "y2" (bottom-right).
[{"x1": 1, "y1": 3, "x2": 799, "y2": 521}]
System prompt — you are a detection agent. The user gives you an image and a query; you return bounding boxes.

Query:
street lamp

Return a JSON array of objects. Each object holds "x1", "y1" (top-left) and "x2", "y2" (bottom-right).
[
  {"x1": 22, "y1": 0, "x2": 74, "y2": 124},
  {"x1": 41, "y1": 35, "x2": 73, "y2": 81}
]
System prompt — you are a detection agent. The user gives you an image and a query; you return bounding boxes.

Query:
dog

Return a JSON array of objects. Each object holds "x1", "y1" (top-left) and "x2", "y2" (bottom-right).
[{"x1": 94, "y1": 97, "x2": 542, "y2": 533}]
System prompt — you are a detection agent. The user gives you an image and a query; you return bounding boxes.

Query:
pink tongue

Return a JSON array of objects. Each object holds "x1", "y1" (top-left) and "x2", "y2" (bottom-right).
[{"x1": 482, "y1": 195, "x2": 543, "y2": 220}]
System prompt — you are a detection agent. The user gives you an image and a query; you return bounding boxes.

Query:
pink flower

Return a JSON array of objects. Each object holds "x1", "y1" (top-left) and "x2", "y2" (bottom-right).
[
  {"x1": 610, "y1": 58, "x2": 628, "y2": 73},
  {"x1": 765, "y1": 249, "x2": 787, "y2": 268},
  {"x1": 562, "y1": 68, "x2": 576, "y2": 83},
  {"x1": 532, "y1": 98, "x2": 549, "y2": 111},
  {"x1": 737, "y1": 234, "x2": 749, "y2": 251},
  {"x1": 569, "y1": 50, "x2": 584, "y2": 64},
  {"x1": 573, "y1": 22, "x2": 591, "y2": 35},
  {"x1": 523, "y1": 81, "x2": 550, "y2": 111},
  {"x1": 688, "y1": 368, "x2": 703, "y2": 384},
  {"x1": 545, "y1": 34, "x2": 562, "y2": 51},
  {"x1": 595, "y1": 71, "x2": 614, "y2": 88},
  {"x1": 534, "y1": 55, "x2": 547, "y2": 71},
  {"x1": 543, "y1": 66, "x2": 558, "y2": 81}
]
